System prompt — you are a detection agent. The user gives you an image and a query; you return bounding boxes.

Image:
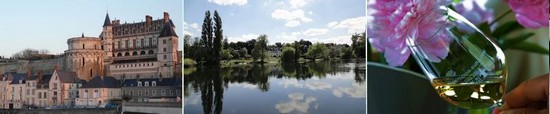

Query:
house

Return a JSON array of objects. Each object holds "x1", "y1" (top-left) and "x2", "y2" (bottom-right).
[
  {"x1": 49, "y1": 70, "x2": 82, "y2": 106},
  {"x1": 2, "y1": 72, "x2": 28, "y2": 109},
  {"x1": 121, "y1": 77, "x2": 181, "y2": 103},
  {"x1": 76, "y1": 76, "x2": 121, "y2": 107},
  {"x1": 36, "y1": 73, "x2": 52, "y2": 107}
]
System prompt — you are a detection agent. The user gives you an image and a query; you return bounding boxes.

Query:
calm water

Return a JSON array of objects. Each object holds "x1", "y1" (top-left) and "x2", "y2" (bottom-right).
[{"x1": 184, "y1": 61, "x2": 366, "y2": 114}]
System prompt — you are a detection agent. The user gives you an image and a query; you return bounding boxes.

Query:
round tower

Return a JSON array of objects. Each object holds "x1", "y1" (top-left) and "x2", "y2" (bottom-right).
[{"x1": 65, "y1": 34, "x2": 105, "y2": 81}]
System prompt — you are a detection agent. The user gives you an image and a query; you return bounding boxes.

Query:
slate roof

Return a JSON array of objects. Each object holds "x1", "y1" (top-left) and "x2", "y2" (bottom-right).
[
  {"x1": 8, "y1": 73, "x2": 27, "y2": 84},
  {"x1": 55, "y1": 70, "x2": 82, "y2": 83},
  {"x1": 158, "y1": 21, "x2": 178, "y2": 37},
  {"x1": 80, "y1": 76, "x2": 119, "y2": 88},
  {"x1": 37, "y1": 74, "x2": 52, "y2": 89},
  {"x1": 103, "y1": 13, "x2": 112, "y2": 27},
  {"x1": 122, "y1": 77, "x2": 181, "y2": 87}
]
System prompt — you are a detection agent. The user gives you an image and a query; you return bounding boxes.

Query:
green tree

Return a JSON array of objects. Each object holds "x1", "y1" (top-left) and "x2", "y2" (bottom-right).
[
  {"x1": 340, "y1": 46, "x2": 354, "y2": 59},
  {"x1": 293, "y1": 41, "x2": 301, "y2": 61},
  {"x1": 253, "y1": 34, "x2": 269, "y2": 63},
  {"x1": 184, "y1": 34, "x2": 191, "y2": 58},
  {"x1": 281, "y1": 46, "x2": 296, "y2": 62},
  {"x1": 200, "y1": 10, "x2": 213, "y2": 64},
  {"x1": 223, "y1": 36, "x2": 229, "y2": 49},
  {"x1": 351, "y1": 32, "x2": 366, "y2": 58},
  {"x1": 220, "y1": 49, "x2": 233, "y2": 60},
  {"x1": 213, "y1": 10, "x2": 223, "y2": 64},
  {"x1": 306, "y1": 43, "x2": 328, "y2": 61}
]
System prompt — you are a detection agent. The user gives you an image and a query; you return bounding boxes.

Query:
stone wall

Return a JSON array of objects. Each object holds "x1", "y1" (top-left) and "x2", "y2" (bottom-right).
[
  {"x1": 0, "y1": 108, "x2": 119, "y2": 114},
  {"x1": 0, "y1": 58, "x2": 66, "y2": 75}
]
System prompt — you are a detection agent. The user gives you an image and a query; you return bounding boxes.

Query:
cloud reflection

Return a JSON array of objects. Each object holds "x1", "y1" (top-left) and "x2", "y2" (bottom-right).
[
  {"x1": 332, "y1": 83, "x2": 365, "y2": 98},
  {"x1": 280, "y1": 80, "x2": 333, "y2": 91},
  {"x1": 275, "y1": 92, "x2": 318, "y2": 113}
]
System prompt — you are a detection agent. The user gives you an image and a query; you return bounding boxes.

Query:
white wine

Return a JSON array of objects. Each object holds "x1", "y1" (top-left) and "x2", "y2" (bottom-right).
[{"x1": 432, "y1": 77, "x2": 505, "y2": 109}]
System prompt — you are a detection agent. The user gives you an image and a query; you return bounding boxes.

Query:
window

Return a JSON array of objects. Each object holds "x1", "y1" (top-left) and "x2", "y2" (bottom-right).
[
  {"x1": 93, "y1": 90, "x2": 99, "y2": 98},
  {"x1": 163, "y1": 48, "x2": 166, "y2": 52},
  {"x1": 163, "y1": 39, "x2": 166, "y2": 44},
  {"x1": 141, "y1": 39, "x2": 145, "y2": 47},
  {"x1": 53, "y1": 83, "x2": 57, "y2": 89},
  {"x1": 145, "y1": 82, "x2": 149, "y2": 87},
  {"x1": 145, "y1": 90, "x2": 149, "y2": 97},
  {"x1": 38, "y1": 92, "x2": 41, "y2": 99},
  {"x1": 161, "y1": 90, "x2": 166, "y2": 96},
  {"x1": 43, "y1": 92, "x2": 47, "y2": 98},
  {"x1": 163, "y1": 55, "x2": 167, "y2": 60},
  {"x1": 138, "y1": 82, "x2": 142, "y2": 87},
  {"x1": 149, "y1": 38, "x2": 153, "y2": 46},
  {"x1": 130, "y1": 90, "x2": 133, "y2": 96},
  {"x1": 118, "y1": 41, "x2": 122, "y2": 49},
  {"x1": 152, "y1": 81, "x2": 156, "y2": 87},
  {"x1": 53, "y1": 92, "x2": 57, "y2": 96},
  {"x1": 125, "y1": 40, "x2": 129, "y2": 49},
  {"x1": 138, "y1": 90, "x2": 142, "y2": 96},
  {"x1": 133, "y1": 39, "x2": 137, "y2": 48},
  {"x1": 152, "y1": 90, "x2": 157, "y2": 96}
]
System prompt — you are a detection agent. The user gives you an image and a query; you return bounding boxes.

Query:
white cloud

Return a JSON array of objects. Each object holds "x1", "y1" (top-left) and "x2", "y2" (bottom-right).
[
  {"x1": 326, "y1": 21, "x2": 338, "y2": 28},
  {"x1": 321, "y1": 35, "x2": 352, "y2": 45},
  {"x1": 303, "y1": 28, "x2": 328, "y2": 36},
  {"x1": 305, "y1": 82, "x2": 332, "y2": 90},
  {"x1": 275, "y1": 32, "x2": 302, "y2": 43},
  {"x1": 271, "y1": 9, "x2": 312, "y2": 27},
  {"x1": 228, "y1": 34, "x2": 258, "y2": 42},
  {"x1": 332, "y1": 83, "x2": 366, "y2": 98},
  {"x1": 277, "y1": 1, "x2": 285, "y2": 5},
  {"x1": 285, "y1": 20, "x2": 301, "y2": 27},
  {"x1": 275, "y1": 92, "x2": 317, "y2": 113},
  {"x1": 308, "y1": 11, "x2": 313, "y2": 15},
  {"x1": 333, "y1": 16, "x2": 366, "y2": 34},
  {"x1": 289, "y1": 0, "x2": 308, "y2": 9},
  {"x1": 184, "y1": 30, "x2": 193, "y2": 36},
  {"x1": 208, "y1": 0, "x2": 248, "y2": 6},
  {"x1": 190, "y1": 23, "x2": 200, "y2": 32}
]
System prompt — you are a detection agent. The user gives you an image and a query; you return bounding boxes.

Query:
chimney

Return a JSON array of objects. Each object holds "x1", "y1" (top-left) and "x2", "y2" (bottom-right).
[
  {"x1": 146, "y1": 15, "x2": 152, "y2": 26},
  {"x1": 54, "y1": 64, "x2": 59, "y2": 71},
  {"x1": 163, "y1": 12, "x2": 170, "y2": 23}
]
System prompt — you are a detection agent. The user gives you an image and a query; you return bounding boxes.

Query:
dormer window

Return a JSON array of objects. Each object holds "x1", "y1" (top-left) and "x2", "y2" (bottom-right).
[
  {"x1": 145, "y1": 82, "x2": 149, "y2": 87},
  {"x1": 137, "y1": 81, "x2": 142, "y2": 87},
  {"x1": 152, "y1": 81, "x2": 156, "y2": 87}
]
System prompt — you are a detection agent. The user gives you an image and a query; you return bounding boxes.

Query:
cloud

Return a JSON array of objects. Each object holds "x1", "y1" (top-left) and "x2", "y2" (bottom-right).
[
  {"x1": 332, "y1": 83, "x2": 366, "y2": 98},
  {"x1": 285, "y1": 20, "x2": 301, "y2": 27},
  {"x1": 333, "y1": 16, "x2": 366, "y2": 34},
  {"x1": 229, "y1": 83, "x2": 258, "y2": 89},
  {"x1": 271, "y1": 9, "x2": 312, "y2": 27},
  {"x1": 208, "y1": 0, "x2": 248, "y2": 6},
  {"x1": 276, "y1": 1, "x2": 285, "y2": 5},
  {"x1": 275, "y1": 92, "x2": 317, "y2": 113},
  {"x1": 305, "y1": 82, "x2": 332, "y2": 90},
  {"x1": 189, "y1": 23, "x2": 200, "y2": 32},
  {"x1": 275, "y1": 32, "x2": 302, "y2": 43},
  {"x1": 308, "y1": 11, "x2": 313, "y2": 15},
  {"x1": 303, "y1": 28, "x2": 328, "y2": 36},
  {"x1": 326, "y1": 21, "x2": 338, "y2": 28},
  {"x1": 320, "y1": 35, "x2": 352, "y2": 45},
  {"x1": 289, "y1": 0, "x2": 308, "y2": 9},
  {"x1": 228, "y1": 34, "x2": 258, "y2": 42},
  {"x1": 184, "y1": 30, "x2": 193, "y2": 36}
]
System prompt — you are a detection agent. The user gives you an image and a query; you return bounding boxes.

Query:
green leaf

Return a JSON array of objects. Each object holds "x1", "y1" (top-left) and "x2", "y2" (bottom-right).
[
  {"x1": 509, "y1": 42, "x2": 550, "y2": 55},
  {"x1": 477, "y1": 22, "x2": 492, "y2": 35},
  {"x1": 453, "y1": 0, "x2": 462, "y2": 3},
  {"x1": 492, "y1": 21, "x2": 523, "y2": 38},
  {"x1": 501, "y1": 33, "x2": 535, "y2": 49}
]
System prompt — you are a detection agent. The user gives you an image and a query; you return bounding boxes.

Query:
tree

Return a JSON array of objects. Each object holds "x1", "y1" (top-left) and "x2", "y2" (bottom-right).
[
  {"x1": 281, "y1": 46, "x2": 296, "y2": 62},
  {"x1": 351, "y1": 32, "x2": 366, "y2": 58},
  {"x1": 293, "y1": 41, "x2": 301, "y2": 61},
  {"x1": 252, "y1": 34, "x2": 268, "y2": 63},
  {"x1": 184, "y1": 34, "x2": 191, "y2": 58},
  {"x1": 340, "y1": 46, "x2": 354, "y2": 59},
  {"x1": 223, "y1": 36, "x2": 229, "y2": 49},
  {"x1": 329, "y1": 46, "x2": 340, "y2": 59},
  {"x1": 220, "y1": 49, "x2": 233, "y2": 60},
  {"x1": 200, "y1": 10, "x2": 214, "y2": 64},
  {"x1": 306, "y1": 43, "x2": 328, "y2": 61},
  {"x1": 213, "y1": 10, "x2": 223, "y2": 64}
]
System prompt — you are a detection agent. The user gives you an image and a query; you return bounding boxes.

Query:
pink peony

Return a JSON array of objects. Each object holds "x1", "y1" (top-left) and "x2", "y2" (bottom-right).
[
  {"x1": 368, "y1": 0, "x2": 453, "y2": 66},
  {"x1": 454, "y1": 0, "x2": 493, "y2": 25},
  {"x1": 506, "y1": 0, "x2": 549, "y2": 29}
]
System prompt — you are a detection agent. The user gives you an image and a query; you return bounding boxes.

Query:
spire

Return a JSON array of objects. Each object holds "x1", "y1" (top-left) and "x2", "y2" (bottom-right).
[{"x1": 103, "y1": 13, "x2": 112, "y2": 27}]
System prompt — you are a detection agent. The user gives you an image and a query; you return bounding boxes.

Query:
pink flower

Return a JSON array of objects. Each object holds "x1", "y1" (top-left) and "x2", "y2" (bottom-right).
[
  {"x1": 454, "y1": 0, "x2": 494, "y2": 33},
  {"x1": 506, "y1": 0, "x2": 549, "y2": 29},
  {"x1": 368, "y1": 0, "x2": 453, "y2": 66}
]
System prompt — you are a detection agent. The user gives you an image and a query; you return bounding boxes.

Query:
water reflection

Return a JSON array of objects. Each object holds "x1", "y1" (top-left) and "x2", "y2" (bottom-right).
[{"x1": 184, "y1": 61, "x2": 366, "y2": 114}]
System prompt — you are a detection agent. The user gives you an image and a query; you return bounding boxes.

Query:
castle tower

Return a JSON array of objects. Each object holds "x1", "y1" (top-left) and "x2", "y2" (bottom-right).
[
  {"x1": 100, "y1": 13, "x2": 114, "y2": 76},
  {"x1": 157, "y1": 13, "x2": 178, "y2": 77},
  {"x1": 65, "y1": 34, "x2": 105, "y2": 81}
]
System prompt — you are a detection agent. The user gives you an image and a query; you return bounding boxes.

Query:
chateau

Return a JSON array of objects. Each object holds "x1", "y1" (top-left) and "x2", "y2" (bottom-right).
[{"x1": 0, "y1": 12, "x2": 181, "y2": 109}]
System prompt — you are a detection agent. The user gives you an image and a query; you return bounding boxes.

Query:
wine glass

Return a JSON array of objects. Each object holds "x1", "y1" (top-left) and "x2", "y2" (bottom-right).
[{"x1": 406, "y1": 6, "x2": 507, "y2": 109}]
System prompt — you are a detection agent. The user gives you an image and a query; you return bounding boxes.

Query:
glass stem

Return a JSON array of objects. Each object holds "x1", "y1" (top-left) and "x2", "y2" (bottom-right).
[{"x1": 467, "y1": 108, "x2": 489, "y2": 114}]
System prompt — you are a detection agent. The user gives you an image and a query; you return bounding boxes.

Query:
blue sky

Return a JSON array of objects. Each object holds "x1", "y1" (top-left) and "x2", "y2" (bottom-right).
[
  {"x1": 0, "y1": 0, "x2": 182, "y2": 57},
  {"x1": 184, "y1": 0, "x2": 366, "y2": 45}
]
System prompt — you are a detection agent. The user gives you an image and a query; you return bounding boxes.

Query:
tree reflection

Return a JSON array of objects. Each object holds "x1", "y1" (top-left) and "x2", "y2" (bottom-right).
[{"x1": 183, "y1": 61, "x2": 365, "y2": 113}]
